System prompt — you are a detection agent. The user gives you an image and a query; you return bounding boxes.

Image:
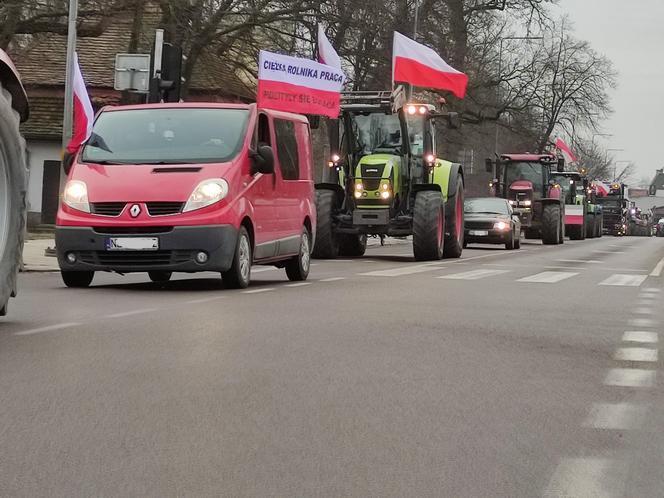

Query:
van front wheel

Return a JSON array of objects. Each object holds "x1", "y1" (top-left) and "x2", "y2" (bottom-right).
[
  {"x1": 222, "y1": 227, "x2": 252, "y2": 289},
  {"x1": 61, "y1": 271, "x2": 94, "y2": 288}
]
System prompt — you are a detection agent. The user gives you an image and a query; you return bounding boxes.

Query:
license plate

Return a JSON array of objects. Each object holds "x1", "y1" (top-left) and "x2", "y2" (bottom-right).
[
  {"x1": 105, "y1": 237, "x2": 159, "y2": 251},
  {"x1": 469, "y1": 230, "x2": 489, "y2": 236}
]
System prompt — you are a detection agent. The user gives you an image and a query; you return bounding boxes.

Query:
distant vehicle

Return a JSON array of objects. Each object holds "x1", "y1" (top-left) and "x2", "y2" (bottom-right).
[
  {"x1": 0, "y1": 49, "x2": 28, "y2": 316},
  {"x1": 463, "y1": 197, "x2": 521, "y2": 250},
  {"x1": 486, "y1": 153, "x2": 565, "y2": 245},
  {"x1": 56, "y1": 103, "x2": 316, "y2": 289},
  {"x1": 549, "y1": 170, "x2": 603, "y2": 240},
  {"x1": 597, "y1": 182, "x2": 628, "y2": 236}
]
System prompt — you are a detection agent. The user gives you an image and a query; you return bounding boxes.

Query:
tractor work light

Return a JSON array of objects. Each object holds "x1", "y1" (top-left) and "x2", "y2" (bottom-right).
[
  {"x1": 381, "y1": 183, "x2": 389, "y2": 190},
  {"x1": 331, "y1": 153, "x2": 340, "y2": 163},
  {"x1": 426, "y1": 154, "x2": 436, "y2": 165}
]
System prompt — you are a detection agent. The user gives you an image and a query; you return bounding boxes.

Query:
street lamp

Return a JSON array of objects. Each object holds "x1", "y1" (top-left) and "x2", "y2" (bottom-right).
[{"x1": 495, "y1": 36, "x2": 543, "y2": 154}]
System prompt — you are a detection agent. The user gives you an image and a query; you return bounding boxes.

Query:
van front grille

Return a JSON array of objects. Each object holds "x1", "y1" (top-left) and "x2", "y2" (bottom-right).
[
  {"x1": 146, "y1": 202, "x2": 184, "y2": 216},
  {"x1": 91, "y1": 202, "x2": 125, "y2": 216}
]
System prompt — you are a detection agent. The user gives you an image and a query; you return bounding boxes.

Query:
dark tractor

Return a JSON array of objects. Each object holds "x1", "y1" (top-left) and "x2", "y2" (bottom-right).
[
  {"x1": 597, "y1": 183, "x2": 628, "y2": 236},
  {"x1": 486, "y1": 154, "x2": 565, "y2": 245}
]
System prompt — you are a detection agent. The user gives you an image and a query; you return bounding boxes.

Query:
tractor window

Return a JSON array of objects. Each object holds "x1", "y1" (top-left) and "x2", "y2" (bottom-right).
[
  {"x1": 351, "y1": 113, "x2": 402, "y2": 156},
  {"x1": 405, "y1": 115, "x2": 425, "y2": 157},
  {"x1": 504, "y1": 162, "x2": 544, "y2": 191}
]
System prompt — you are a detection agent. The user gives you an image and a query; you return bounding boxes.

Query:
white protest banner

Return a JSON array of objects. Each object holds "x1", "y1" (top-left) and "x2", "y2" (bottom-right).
[{"x1": 257, "y1": 50, "x2": 345, "y2": 118}]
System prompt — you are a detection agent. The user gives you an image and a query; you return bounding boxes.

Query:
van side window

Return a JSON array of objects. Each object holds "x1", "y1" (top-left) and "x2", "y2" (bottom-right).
[
  {"x1": 274, "y1": 119, "x2": 299, "y2": 181},
  {"x1": 257, "y1": 114, "x2": 271, "y2": 146}
]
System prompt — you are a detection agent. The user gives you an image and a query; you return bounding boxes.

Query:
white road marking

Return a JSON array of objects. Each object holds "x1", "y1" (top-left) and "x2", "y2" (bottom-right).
[
  {"x1": 543, "y1": 457, "x2": 624, "y2": 498},
  {"x1": 595, "y1": 250, "x2": 625, "y2": 254},
  {"x1": 359, "y1": 264, "x2": 445, "y2": 277},
  {"x1": 284, "y1": 282, "x2": 312, "y2": 287},
  {"x1": 556, "y1": 259, "x2": 602, "y2": 264},
  {"x1": 14, "y1": 322, "x2": 82, "y2": 336},
  {"x1": 604, "y1": 368, "x2": 656, "y2": 387},
  {"x1": 517, "y1": 271, "x2": 578, "y2": 283},
  {"x1": 650, "y1": 255, "x2": 664, "y2": 277},
  {"x1": 320, "y1": 277, "x2": 346, "y2": 282},
  {"x1": 186, "y1": 296, "x2": 225, "y2": 304},
  {"x1": 614, "y1": 347, "x2": 658, "y2": 362},
  {"x1": 641, "y1": 287, "x2": 661, "y2": 293},
  {"x1": 582, "y1": 403, "x2": 646, "y2": 430},
  {"x1": 438, "y1": 269, "x2": 510, "y2": 280},
  {"x1": 242, "y1": 288, "x2": 275, "y2": 294},
  {"x1": 633, "y1": 307, "x2": 654, "y2": 315},
  {"x1": 622, "y1": 331, "x2": 658, "y2": 343},
  {"x1": 105, "y1": 308, "x2": 157, "y2": 319},
  {"x1": 599, "y1": 274, "x2": 647, "y2": 287},
  {"x1": 629, "y1": 318, "x2": 655, "y2": 328}
]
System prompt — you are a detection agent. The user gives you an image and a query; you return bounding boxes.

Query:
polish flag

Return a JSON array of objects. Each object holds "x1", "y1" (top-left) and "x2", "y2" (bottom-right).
[
  {"x1": 66, "y1": 53, "x2": 94, "y2": 153},
  {"x1": 555, "y1": 137, "x2": 578, "y2": 163},
  {"x1": 593, "y1": 181, "x2": 610, "y2": 197},
  {"x1": 318, "y1": 24, "x2": 342, "y2": 70},
  {"x1": 392, "y1": 32, "x2": 468, "y2": 99}
]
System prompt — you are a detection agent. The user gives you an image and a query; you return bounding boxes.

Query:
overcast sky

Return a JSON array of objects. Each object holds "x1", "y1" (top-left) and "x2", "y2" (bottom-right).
[{"x1": 555, "y1": 0, "x2": 664, "y2": 184}]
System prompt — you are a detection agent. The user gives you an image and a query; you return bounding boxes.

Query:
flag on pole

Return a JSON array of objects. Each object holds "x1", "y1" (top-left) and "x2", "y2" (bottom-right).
[
  {"x1": 317, "y1": 24, "x2": 342, "y2": 70},
  {"x1": 554, "y1": 137, "x2": 578, "y2": 163},
  {"x1": 66, "y1": 53, "x2": 94, "y2": 153},
  {"x1": 392, "y1": 31, "x2": 468, "y2": 98},
  {"x1": 257, "y1": 50, "x2": 345, "y2": 118}
]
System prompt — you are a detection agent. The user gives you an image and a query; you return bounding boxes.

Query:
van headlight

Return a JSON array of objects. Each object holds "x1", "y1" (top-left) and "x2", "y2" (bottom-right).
[
  {"x1": 63, "y1": 180, "x2": 90, "y2": 213},
  {"x1": 183, "y1": 179, "x2": 229, "y2": 212}
]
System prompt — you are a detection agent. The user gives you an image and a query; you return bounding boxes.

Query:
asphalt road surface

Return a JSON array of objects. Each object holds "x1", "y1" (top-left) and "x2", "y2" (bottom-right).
[{"x1": 2, "y1": 235, "x2": 664, "y2": 497}]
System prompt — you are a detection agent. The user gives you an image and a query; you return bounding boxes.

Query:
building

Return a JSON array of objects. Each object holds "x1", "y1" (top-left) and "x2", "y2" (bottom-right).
[{"x1": 9, "y1": 5, "x2": 254, "y2": 228}]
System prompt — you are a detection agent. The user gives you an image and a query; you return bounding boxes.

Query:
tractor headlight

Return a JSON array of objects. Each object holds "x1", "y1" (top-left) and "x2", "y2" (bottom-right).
[
  {"x1": 522, "y1": 199, "x2": 532, "y2": 207},
  {"x1": 183, "y1": 179, "x2": 229, "y2": 212},
  {"x1": 355, "y1": 182, "x2": 363, "y2": 191},
  {"x1": 381, "y1": 190, "x2": 391, "y2": 199},
  {"x1": 63, "y1": 180, "x2": 90, "y2": 213}
]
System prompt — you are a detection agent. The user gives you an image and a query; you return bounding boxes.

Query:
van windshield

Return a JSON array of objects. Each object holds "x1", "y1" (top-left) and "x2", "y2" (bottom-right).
[{"x1": 81, "y1": 108, "x2": 250, "y2": 164}]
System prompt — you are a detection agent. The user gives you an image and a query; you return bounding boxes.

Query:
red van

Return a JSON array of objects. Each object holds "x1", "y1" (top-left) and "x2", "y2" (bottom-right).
[{"x1": 56, "y1": 103, "x2": 315, "y2": 289}]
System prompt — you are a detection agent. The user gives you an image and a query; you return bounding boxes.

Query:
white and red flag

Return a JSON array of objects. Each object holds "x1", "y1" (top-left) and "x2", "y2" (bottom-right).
[
  {"x1": 66, "y1": 53, "x2": 94, "y2": 153},
  {"x1": 257, "y1": 50, "x2": 344, "y2": 118},
  {"x1": 554, "y1": 137, "x2": 578, "y2": 163},
  {"x1": 392, "y1": 32, "x2": 468, "y2": 99},
  {"x1": 317, "y1": 24, "x2": 342, "y2": 70}
]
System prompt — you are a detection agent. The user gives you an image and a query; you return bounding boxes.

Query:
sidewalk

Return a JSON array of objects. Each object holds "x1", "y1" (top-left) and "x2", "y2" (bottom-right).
[{"x1": 22, "y1": 238, "x2": 59, "y2": 272}]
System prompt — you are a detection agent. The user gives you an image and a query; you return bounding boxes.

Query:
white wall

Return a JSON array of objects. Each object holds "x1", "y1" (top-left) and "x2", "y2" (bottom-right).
[{"x1": 26, "y1": 139, "x2": 60, "y2": 214}]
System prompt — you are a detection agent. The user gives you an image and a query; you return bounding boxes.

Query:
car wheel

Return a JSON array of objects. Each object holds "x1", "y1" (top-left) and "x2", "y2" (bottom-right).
[
  {"x1": 222, "y1": 227, "x2": 252, "y2": 289},
  {"x1": 148, "y1": 271, "x2": 172, "y2": 283},
  {"x1": 285, "y1": 228, "x2": 311, "y2": 281},
  {"x1": 61, "y1": 271, "x2": 95, "y2": 288}
]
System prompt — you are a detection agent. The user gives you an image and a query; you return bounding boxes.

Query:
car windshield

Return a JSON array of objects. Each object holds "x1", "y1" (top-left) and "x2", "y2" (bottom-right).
[
  {"x1": 504, "y1": 161, "x2": 544, "y2": 191},
  {"x1": 465, "y1": 198, "x2": 509, "y2": 215},
  {"x1": 81, "y1": 108, "x2": 250, "y2": 164}
]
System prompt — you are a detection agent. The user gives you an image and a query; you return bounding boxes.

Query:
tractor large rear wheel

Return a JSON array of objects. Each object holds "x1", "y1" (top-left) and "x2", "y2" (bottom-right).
[
  {"x1": 541, "y1": 204, "x2": 561, "y2": 245},
  {"x1": 413, "y1": 190, "x2": 444, "y2": 261},
  {"x1": 0, "y1": 83, "x2": 27, "y2": 317},
  {"x1": 443, "y1": 173, "x2": 464, "y2": 259},
  {"x1": 339, "y1": 234, "x2": 367, "y2": 257},
  {"x1": 312, "y1": 190, "x2": 339, "y2": 259}
]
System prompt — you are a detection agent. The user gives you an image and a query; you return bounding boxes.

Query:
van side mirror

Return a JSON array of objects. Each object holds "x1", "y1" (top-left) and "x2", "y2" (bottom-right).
[
  {"x1": 557, "y1": 158, "x2": 565, "y2": 172},
  {"x1": 485, "y1": 158, "x2": 493, "y2": 173},
  {"x1": 251, "y1": 145, "x2": 275, "y2": 175}
]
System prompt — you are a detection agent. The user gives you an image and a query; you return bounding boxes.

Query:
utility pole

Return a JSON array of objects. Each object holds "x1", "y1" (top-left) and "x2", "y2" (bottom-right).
[{"x1": 61, "y1": 0, "x2": 79, "y2": 154}]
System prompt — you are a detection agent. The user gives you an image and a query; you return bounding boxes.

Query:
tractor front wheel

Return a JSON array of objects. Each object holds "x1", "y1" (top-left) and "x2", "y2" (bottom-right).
[
  {"x1": 541, "y1": 204, "x2": 562, "y2": 245},
  {"x1": 312, "y1": 190, "x2": 340, "y2": 259},
  {"x1": 413, "y1": 191, "x2": 444, "y2": 261}
]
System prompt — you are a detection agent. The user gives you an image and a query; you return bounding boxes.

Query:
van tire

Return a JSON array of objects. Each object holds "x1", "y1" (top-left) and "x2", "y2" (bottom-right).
[
  {"x1": 0, "y1": 82, "x2": 27, "y2": 316},
  {"x1": 222, "y1": 227, "x2": 252, "y2": 289},
  {"x1": 148, "y1": 271, "x2": 172, "y2": 283},
  {"x1": 339, "y1": 234, "x2": 366, "y2": 257},
  {"x1": 61, "y1": 271, "x2": 95, "y2": 288},
  {"x1": 312, "y1": 190, "x2": 339, "y2": 259},
  {"x1": 443, "y1": 173, "x2": 464, "y2": 258},
  {"x1": 285, "y1": 228, "x2": 311, "y2": 281},
  {"x1": 413, "y1": 190, "x2": 444, "y2": 261}
]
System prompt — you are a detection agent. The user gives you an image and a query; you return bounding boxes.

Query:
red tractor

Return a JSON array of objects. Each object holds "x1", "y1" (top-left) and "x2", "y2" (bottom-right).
[
  {"x1": 0, "y1": 49, "x2": 28, "y2": 316},
  {"x1": 486, "y1": 154, "x2": 565, "y2": 245}
]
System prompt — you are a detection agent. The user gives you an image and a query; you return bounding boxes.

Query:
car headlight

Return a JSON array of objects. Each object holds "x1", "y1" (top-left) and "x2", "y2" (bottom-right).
[
  {"x1": 494, "y1": 221, "x2": 508, "y2": 230},
  {"x1": 183, "y1": 179, "x2": 229, "y2": 212},
  {"x1": 63, "y1": 180, "x2": 90, "y2": 213}
]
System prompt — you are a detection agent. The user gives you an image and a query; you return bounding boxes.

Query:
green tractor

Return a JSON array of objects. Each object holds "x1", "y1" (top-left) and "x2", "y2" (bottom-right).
[{"x1": 312, "y1": 88, "x2": 465, "y2": 260}]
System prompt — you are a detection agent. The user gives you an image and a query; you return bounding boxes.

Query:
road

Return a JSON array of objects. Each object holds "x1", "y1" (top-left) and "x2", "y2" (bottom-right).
[{"x1": 1, "y1": 235, "x2": 664, "y2": 497}]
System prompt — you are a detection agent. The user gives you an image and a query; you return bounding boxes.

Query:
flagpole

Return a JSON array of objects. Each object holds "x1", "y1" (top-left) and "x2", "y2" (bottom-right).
[{"x1": 62, "y1": 0, "x2": 78, "y2": 154}]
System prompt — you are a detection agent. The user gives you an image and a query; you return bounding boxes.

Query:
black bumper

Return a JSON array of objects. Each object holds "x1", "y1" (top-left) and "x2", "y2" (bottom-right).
[
  {"x1": 464, "y1": 229, "x2": 510, "y2": 245},
  {"x1": 56, "y1": 225, "x2": 238, "y2": 273}
]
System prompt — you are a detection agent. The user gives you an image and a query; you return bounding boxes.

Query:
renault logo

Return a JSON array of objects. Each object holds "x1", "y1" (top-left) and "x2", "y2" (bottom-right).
[{"x1": 129, "y1": 204, "x2": 141, "y2": 218}]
